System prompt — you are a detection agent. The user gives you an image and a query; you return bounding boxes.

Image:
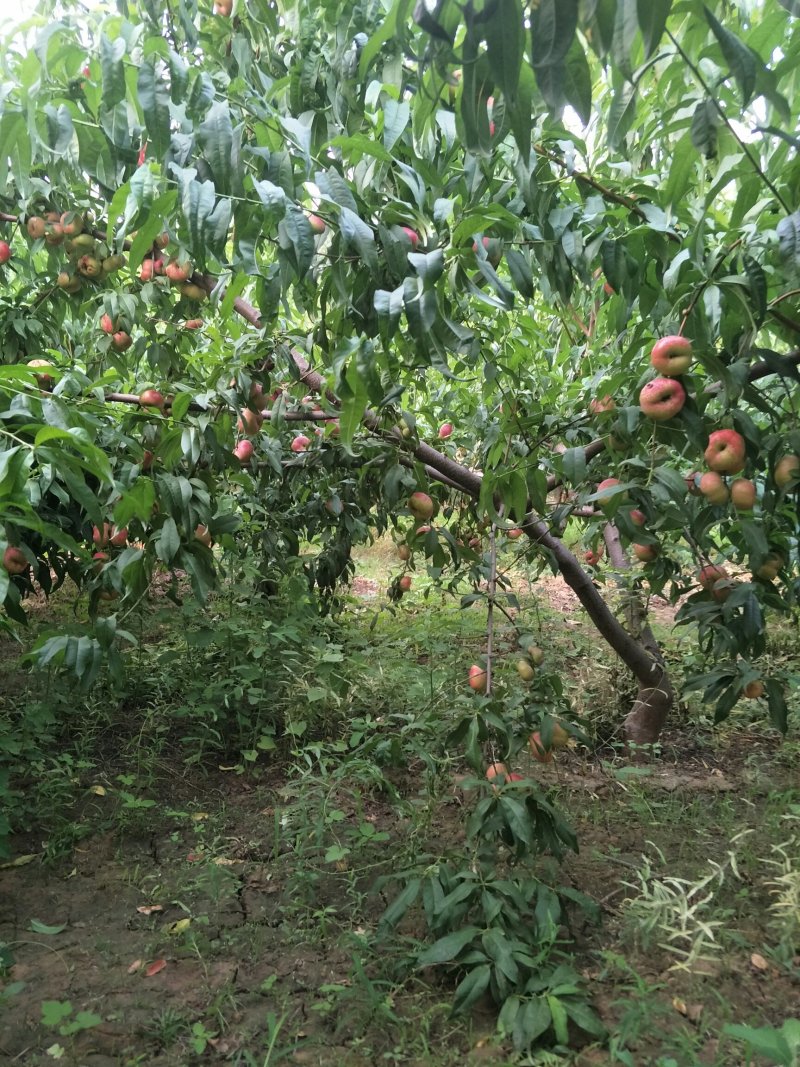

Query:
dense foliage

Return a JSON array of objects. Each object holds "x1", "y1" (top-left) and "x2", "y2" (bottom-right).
[{"x1": 1, "y1": 0, "x2": 800, "y2": 1051}]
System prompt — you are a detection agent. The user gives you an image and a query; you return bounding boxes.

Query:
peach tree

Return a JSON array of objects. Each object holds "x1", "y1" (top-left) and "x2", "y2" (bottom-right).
[{"x1": 0, "y1": 1, "x2": 798, "y2": 739}]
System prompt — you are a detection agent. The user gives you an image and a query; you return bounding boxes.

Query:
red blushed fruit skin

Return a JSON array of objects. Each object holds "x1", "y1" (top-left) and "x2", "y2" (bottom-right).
[
  {"x1": 93, "y1": 523, "x2": 110, "y2": 548},
  {"x1": 630, "y1": 509, "x2": 647, "y2": 527},
  {"x1": 438, "y1": 423, "x2": 453, "y2": 439},
  {"x1": 633, "y1": 543, "x2": 660, "y2": 563},
  {"x1": 730, "y1": 478, "x2": 757, "y2": 510},
  {"x1": 237, "y1": 408, "x2": 262, "y2": 436},
  {"x1": 585, "y1": 546, "x2": 604, "y2": 566},
  {"x1": 597, "y1": 478, "x2": 624, "y2": 509},
  {"x1": 590, "y1": 395, "x2": 615, "y2": 416},
  {"x1": 639, "y1": 377, "x2": 686, "y2": 420},
  {"x1": 698, "y1": 564, "x2": 731, "y2": 600},
  {"x1": 398, "y1": 576, "x2": 412, "y2": 592},
  {"x1": 165, "y1": 259, "x2": 192, "y2": 284},
  {"x1": 290, "y1": 435, "x2": 310, "y2": 453},
  {"x1": 0, "y1": 241, "x2": 12, "y2": 264},
  {"x1": 485, "y1": 762, "x2": 508, "y2": 782},
  {"x1": 233, "y1": 440, "x2": 254, "y2": 464},
  {"x1": 109, "y1": 527, "x2": 128, "y2": 548},
  {"x1": 399, "y1": 226, "x2": 419, "y2": 248},
  {"x1": 650, "y1": 335, "x2": 693, "y2": 377},
  {"x1": 529, "y1": 731, "x2": 554, "y2": 764},
  {"x1": 3, "y1": 546, "x2": 28, "y2": 574},
  {"x1": 112, "y1": 331, "x2": 132, "y2": 352},
  {"x1": 704, "y1": 429, "x2": 746, "y2": 474},
  {"x1": 699, "y1": 471, "x2": 729, "y2": 505},
  {"x1": 408, "y1": 492, "x2": 434, "y2": 521},
  {"x1": 507, "y1": 528, "x2": 523, "y2": 540},
  {"x1": 774, "y1": 454, "x2": 800, "y2": 488},
  {"x1": 100, "y1": 313, "x2": 115, "y2": 334},
  {"x1": 139, "y1": 389, "x2": 164, "y2": 409},
  {"x1": 307, "y1": 214, "x2": 326, "y2": 235},
  {"x1": 468, "y1": 664, "x2": 487, "y2": 693}
]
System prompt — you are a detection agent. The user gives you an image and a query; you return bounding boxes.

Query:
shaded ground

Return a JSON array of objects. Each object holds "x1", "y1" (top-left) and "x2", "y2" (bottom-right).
[{"x1": 1, "y1": 559, "x2": 798, "y2": 1065}]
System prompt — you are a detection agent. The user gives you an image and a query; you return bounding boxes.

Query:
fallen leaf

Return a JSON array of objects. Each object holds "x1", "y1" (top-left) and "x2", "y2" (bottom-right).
[
  {"x1": 212, "y1": 857, "x2": 241, "y2": 866},
  {"x1": 750, "y1": 952, "x2": 768, "y2": 971},
  {"x1": 191, "y1": 812, "x2": 208, "y2": 821},
  {"x1": 145, "y1": 959, "x2": 167, "y2": 977},
  {"x1": 136, "y1": 905, "x2": 163, "y2": 916},
  {"x1": 672, "y1": 997, "x2": 687, "y2": 1015},
  {"x1": 166, "y1": 918, "x2": 191, "y2": 935},
  {"x1": 28, "y1": 919, "x2": 67, "y2": 935},
  {"x1": 127, "y1": 959, "x2": 143, "y2": 974},
  {"x1": 90, "y1": 785, "x2": 106, "y2": 796},
  {"x1": 0, "y1": 854, "x2": 37, "y2": 869}
]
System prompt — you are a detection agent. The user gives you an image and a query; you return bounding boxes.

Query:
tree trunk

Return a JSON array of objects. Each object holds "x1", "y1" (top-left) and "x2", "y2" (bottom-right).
[
  {"x1": 603, "y1": 524, "x2": 673, "y2": 743},
  {"x1": 209, "y1": 281, "x2": 674, "y2": 742}
]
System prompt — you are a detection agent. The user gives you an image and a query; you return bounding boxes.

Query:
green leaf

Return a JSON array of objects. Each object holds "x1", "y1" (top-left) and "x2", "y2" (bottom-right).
[
  {"x1": 452, "y1": 963, "x2": 491, "y2": 1013},
  {"x1": 505, "y1": 249, "x2": 534, "y2": 299},
  {"x1": 41, "y1": 1000, "x2": 73, "y2": 1026},
  {"x1": 690, "y1": 99, "x2": 718, "y2": 158},
  {"x1": 509, "y1": 63, "x2": 535, "y2": 160},
  {"x1": 562, "y1": 36, "x2": 593, "y2": 125},
  {"x1": 197, "y1": 102, "x2": 235, "y2": 195},
  {"x1": 28, "y1": 919, "x2": 67, "y2": 935},
  {"x1": 704, "y1": 6, "x2": 759, "y2": 106},
  {"x1": 485, "y1": 0, "x2": 524, "y2": 103},
  {"x1": 44, "y1": 104, "x2": 74, "y2": 158},
  {"x1": 382, "y1": 99, "x2": 410, "y2": 151},
  {"x1": 607, "y1": 81, "x2": 637, "y2": 149},
  {"x1": 137, "y1": 57, "x2": 171, "y2": 160},
  {"x1": 777, "y1": 211, "x2": 800, "y2": 273},
  {"x1": 612, "y1": 0, "x2": 639, "y2": 76},
  {"x1": 379, "y1": 878, "x2": 421, "y2": 929},
  {"x1": 722, "y1": 1023, "x2": 793, "y2": 1062},
  {"x1": 547, "y1": 994, "x2": 570, "y2": 1045},
  {"x1": 637, "y1": 0, "x2": 672, "y2": 58},
  {"x1": 564, "y1": 998, "x2": 607, "y2": 1037},
  {"x1": 280, "y1": 205, "x2": 315, "y2": 278},
  {"x1": 156, "y1": 517, "x2": 181, "y2": 563},
  {"x1": 513, "y1": 997, "x2": 552, "y2": 1050},
  {"x1": 359, "y1": 0, "x2": 412, "y2": 79},
  {"x1": 114, "y1": 479, "x2": 156, "y2": 528},
  {"x1": 338, "y1": 354, "x2": 370, "y2": 448},
  {"x1": 561, "y1": 446, "x2": 586, "y2": 485},
  {"x1": 339, "y1": 207, "x2": 378, "y2": 272},
  {"x1": 100, "y1": 35, "x2": 126, "y2": 109},
  {"x1": 664, "y1": 134, "x2": 696, "y2": 206},
  {"x1": 530, "y1": 0, "x2": 578, "y2": 68},
  {"x1": 765, "y1": 680, "x2": 788, "y2": 734},
  {"x1": 417, "y1": 926, "x2": 481, "y2": 966}
]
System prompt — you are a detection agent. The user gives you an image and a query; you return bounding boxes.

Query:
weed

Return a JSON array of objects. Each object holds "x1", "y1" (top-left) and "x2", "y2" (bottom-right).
[{"x1": 620, "y1": 834, "x2": 750, "y2": 970}]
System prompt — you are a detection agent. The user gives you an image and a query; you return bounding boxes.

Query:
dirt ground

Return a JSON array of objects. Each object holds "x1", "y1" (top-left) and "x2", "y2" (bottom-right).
[{"x1": 1, "y1": 574, "x2": 798, "y2": 1065}]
